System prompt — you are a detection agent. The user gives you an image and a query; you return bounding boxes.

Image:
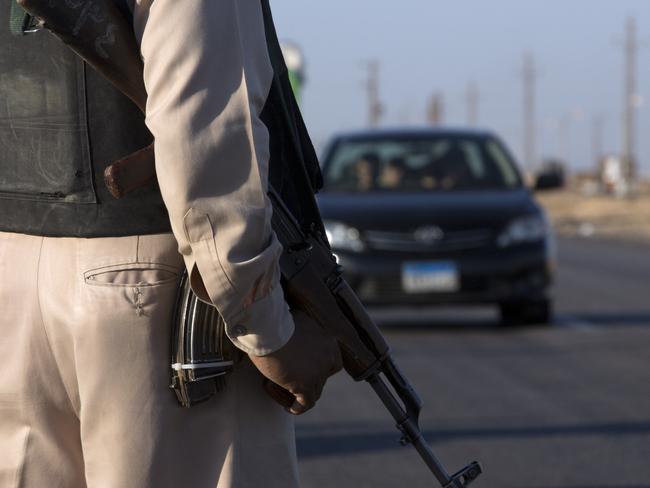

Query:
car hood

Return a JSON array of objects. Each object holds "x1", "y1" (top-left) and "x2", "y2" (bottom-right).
[{"x1": 316, "y1": 188, "x2": 539, "y2": 231}]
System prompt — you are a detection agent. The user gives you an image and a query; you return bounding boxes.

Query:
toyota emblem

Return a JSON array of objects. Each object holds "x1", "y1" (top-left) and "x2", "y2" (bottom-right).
[{"x1": 413, "y1": 226, "x2": 444, "y2": 244}]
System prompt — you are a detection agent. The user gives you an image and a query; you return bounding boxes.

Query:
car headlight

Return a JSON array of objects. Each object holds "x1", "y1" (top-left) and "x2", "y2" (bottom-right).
[
  {"x1": 324, "y1": 221, "x2": 365, "y2": 252},
  {"x1": 498, "y1": 214, "x2": 548, "y2": 248}
]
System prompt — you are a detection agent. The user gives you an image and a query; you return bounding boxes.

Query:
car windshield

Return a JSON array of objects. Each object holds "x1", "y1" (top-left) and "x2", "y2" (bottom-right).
[{"x1": 322, "y1": 136, "x2": 522, "y2": 193}]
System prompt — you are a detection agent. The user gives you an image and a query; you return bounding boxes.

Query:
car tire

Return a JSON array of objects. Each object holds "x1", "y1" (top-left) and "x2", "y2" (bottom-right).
[{"x1": 499, "y1": 299, "x2": 552, "y2": 326}]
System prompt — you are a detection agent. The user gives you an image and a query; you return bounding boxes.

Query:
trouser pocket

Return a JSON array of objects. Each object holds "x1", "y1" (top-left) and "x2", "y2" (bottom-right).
[
  {"x1": 0, "y1": 425, "x2": 30, "y2": 488},
  {"x1": 84, "y1": 262, "x2": 181, "y2": 287}
]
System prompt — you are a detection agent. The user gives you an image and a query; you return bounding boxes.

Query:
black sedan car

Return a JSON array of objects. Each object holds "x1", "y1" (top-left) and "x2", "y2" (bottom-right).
[{"x1": 317, "y1": 128, "x2": 556, "y2": 325}]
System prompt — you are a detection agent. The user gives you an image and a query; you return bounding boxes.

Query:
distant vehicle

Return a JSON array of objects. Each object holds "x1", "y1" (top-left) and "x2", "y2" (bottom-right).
[
  {"x1": 535, "y1": 159, "x2": 566, "y2": 191},
  {"x1": 317, "y1": 128, "x2": 556, "y2": 325}
]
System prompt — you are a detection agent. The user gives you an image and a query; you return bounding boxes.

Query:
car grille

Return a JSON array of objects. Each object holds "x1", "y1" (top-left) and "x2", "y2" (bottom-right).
[{"x1": 363, "y1": 228, "x2": 493, "y2": 252}]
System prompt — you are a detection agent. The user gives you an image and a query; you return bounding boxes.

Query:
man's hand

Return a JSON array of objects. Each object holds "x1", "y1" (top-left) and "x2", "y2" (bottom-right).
[{"x1": 249, "y1": 309, "x2": 342, "y2": 415}]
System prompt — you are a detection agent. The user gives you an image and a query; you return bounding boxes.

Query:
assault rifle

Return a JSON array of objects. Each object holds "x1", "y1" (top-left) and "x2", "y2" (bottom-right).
[{"x1": 17, "y1": 1, "x2": 482, "y2": 485}]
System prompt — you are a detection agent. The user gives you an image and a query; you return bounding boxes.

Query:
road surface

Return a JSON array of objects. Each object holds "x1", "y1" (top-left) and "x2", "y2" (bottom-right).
[{"x1": 296, "y1": 237, "x2": 650, "y2": 488}]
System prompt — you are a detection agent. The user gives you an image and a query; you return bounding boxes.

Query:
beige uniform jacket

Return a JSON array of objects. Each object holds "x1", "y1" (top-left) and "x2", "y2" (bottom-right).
[{"x1": 126, "y1": 0, "x2": 294, "y2": 356}]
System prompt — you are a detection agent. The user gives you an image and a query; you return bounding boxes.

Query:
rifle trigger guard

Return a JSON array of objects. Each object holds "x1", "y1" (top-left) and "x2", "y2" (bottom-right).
[{"x1": 287, "y1": 242, "x2": 313, "y2": 253}]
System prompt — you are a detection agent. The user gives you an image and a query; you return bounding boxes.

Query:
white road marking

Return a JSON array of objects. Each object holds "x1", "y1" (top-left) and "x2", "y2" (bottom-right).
[{"x1": 555, "y1": 314, "x2": 596, "y2": 330}]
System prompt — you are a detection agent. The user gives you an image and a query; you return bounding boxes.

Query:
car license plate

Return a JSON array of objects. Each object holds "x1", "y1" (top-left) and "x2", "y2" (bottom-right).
[{"x1": 402, "y1": 262, "x2": 460, "y2": 294}]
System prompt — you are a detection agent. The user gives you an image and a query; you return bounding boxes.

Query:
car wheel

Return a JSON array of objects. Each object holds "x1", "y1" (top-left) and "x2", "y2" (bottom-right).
[{"x1": 499, "y1": 299, "x2": 552, "y2": 326}]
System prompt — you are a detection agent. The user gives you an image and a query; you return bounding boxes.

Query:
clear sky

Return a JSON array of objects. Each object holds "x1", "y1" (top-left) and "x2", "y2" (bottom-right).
[{"x1": 270, "y1": 0, "x2": 650, "y2": 175}]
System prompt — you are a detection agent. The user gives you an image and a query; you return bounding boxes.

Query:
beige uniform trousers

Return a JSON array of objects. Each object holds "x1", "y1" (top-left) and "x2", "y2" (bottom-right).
[{"x1": 0, "y1": 231, "x2": 299, "y2": 488}]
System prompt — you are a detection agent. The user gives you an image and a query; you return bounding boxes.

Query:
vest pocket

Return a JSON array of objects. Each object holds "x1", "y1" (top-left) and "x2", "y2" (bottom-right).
[{"x1": 0, "y1": 11, "x2": 95, "y2": 204}]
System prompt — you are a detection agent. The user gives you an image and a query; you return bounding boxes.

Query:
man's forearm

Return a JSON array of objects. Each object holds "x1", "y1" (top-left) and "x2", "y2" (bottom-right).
[{"x1": 133, "y1": 0, "x2": 294, "y2": 355}]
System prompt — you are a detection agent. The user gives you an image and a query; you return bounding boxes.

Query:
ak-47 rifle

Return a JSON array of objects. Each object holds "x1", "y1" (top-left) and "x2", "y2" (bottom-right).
[{"x1": 16, "y1": 1, "x2": 482, "y2": 485}]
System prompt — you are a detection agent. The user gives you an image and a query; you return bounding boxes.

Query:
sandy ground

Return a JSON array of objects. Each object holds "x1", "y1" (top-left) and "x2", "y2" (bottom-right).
[{"x1": 537, "y1": 189, "x2": 650, "y2": 242}]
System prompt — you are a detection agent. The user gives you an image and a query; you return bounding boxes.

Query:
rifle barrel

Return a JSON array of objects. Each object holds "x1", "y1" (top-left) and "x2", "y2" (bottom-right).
[{"x1": 367, "y1": 373, "x2": 453, "y2": 486}]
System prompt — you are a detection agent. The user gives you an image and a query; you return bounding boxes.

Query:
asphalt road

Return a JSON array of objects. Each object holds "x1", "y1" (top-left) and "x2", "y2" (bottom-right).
[{"x1": 296, "y1": 237, "x2": 650, "y2": 488}]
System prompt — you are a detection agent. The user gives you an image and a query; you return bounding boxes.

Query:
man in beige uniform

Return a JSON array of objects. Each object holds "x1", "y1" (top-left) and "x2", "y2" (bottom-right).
[{"x1": 0, "y1": 0, "x2": 339, "y2": 486}]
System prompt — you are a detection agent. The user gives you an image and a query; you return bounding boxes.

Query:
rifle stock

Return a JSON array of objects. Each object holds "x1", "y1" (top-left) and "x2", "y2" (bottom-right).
[
  {"x1": 103, "y1": 143, "x2": 156, "y2": 198},
  {"x1": 20, "y1": 1, "x2": 483, "y2": 485}
]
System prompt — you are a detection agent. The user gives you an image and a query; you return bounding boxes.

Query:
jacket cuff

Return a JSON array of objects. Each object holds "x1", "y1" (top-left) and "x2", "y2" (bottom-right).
[
  {"x1": 180, "y1": 208, "x2": 295, "y2": 356},
  {"x1": 225, "y1": 283, "x2": 295, "y2": 356},
  {"x1": 184, "y1": 256, "x2": 295, "y2": 356}
]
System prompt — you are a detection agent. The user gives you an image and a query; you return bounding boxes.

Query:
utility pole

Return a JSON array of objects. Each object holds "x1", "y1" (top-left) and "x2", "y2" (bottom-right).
[
  {"x1": 522, "y1": 52, "x2": 537, "y2": 171},
  {"x1": 622, "y1": 17, "x2": 638, "y2": 184},
  {"x1": 592, "y1": 114, "x2": 605, "y2": 168},
  {"x1": 467, "y1": 81, "x2": 479, "y2": 126},
  {"x1": 559, "y1": 114, "x2": 571, "y2": 165},
  {"x1": 427, "y1": 92, "x2": 445, "y2": 125},
  {"x1": 364, "y1": 60, "x2": 383, "y2": 128}
]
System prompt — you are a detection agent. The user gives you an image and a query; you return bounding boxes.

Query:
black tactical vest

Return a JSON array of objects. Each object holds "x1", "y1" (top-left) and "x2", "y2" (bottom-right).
[
  {"x1": 0, "y1": 0, "x2": 170, "y2": 237},
  {"x1": 0, "y1": 0, "x2": 323, "y2": 238}
]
